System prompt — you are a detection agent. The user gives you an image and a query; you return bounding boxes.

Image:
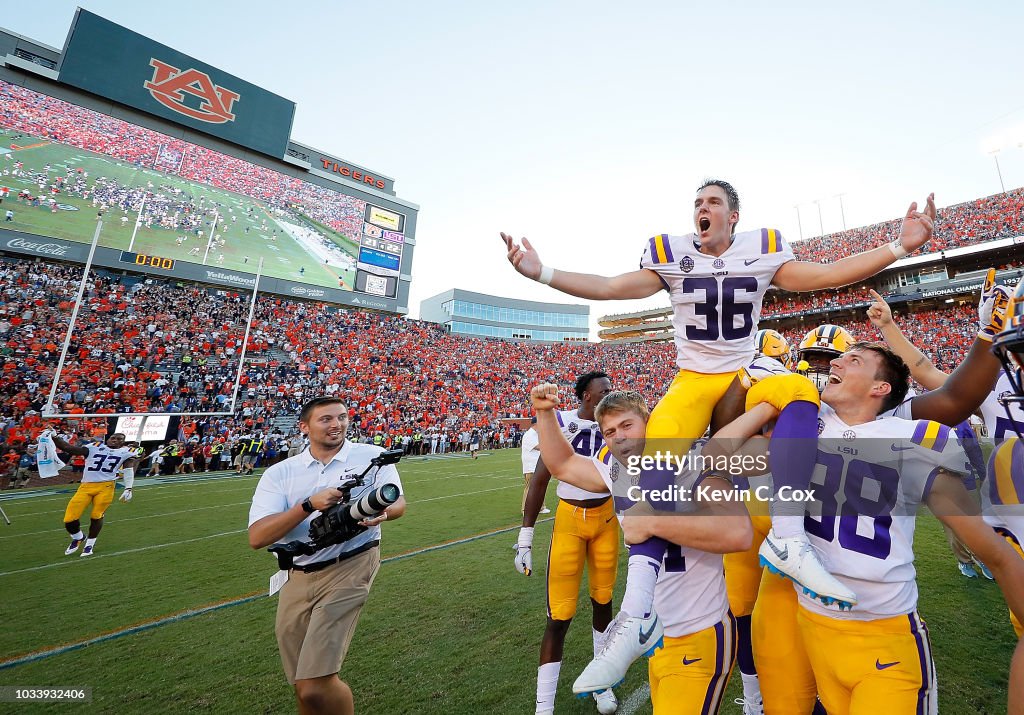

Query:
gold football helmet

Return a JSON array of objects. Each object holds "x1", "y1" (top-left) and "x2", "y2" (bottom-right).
[
  {"x1": 754, "y1": 329, "x2": 794, "y2": 370},
  {"x1": 797, "y1": 324, "x2": 856, "y2": 393}
]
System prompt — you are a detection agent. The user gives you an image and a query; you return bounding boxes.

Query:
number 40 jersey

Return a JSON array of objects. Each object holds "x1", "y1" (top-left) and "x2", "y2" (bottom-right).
[
  {"x1": 554, "y1": 409, "x2": 608, "y2": 501},
  {"x1": 640, "y1": 229, "x2": 794, "y2": 373},
  {"x1": 82, "y1": 443, "x2": 137, "y2": 483}
]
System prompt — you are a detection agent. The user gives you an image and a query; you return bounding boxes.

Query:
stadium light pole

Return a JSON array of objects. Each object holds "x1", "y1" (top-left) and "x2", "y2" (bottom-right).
[
  {"x1": 990, "y1": 150, "x2": 1007, "y2": 194},
  {"x1": 835, "y1": 193, "x2": 847, "y2": 230},
  {"x1": 126, "y1": 192, "x2": 147, "y2": 253},
  {"x1": 813, "y1": 199, "x2": 824, "y2": 237},
  {"x1": 202, "y1": 210, "x2": 220, "y2": 265},
  {"x1": 794, "y1": 205, "x2": 804, "y2": 240},
  {"x1": 44, "y1": 219, "x2": 104, "y2": 416}
]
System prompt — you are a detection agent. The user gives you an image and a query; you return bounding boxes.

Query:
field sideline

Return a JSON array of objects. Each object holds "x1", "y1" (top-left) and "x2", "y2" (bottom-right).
[{"x1": 0, "y1": 450, "x2": 1014, "y2": 713}]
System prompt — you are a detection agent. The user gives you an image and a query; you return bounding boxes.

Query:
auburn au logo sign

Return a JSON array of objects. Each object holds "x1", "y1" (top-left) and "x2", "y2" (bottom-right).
[{"x1": 143, "y1": 59, "x2": 240, "y2": 124}]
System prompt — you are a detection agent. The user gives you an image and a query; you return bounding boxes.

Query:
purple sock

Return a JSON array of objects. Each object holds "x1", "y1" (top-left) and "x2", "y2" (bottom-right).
[
  {"x1": 768, "y1": 400, "x2": 819, "y2": 537},
  {"x1": 736, "y1": 614, "x2": 756, "y2": 675}
]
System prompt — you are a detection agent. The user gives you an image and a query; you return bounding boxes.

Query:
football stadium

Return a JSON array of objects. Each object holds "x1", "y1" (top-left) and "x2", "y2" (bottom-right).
[{"x1": 1, "y1": 6, "x2": 1023, "y2": 715}]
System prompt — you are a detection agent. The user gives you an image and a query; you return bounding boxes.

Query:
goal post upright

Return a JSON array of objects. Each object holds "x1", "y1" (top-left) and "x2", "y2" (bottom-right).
[
  {"x1": 42, "y1": 240, "x2": 266, "y2": 437},
  {"x1": 43, "y1": 218, "x2": 104, "y2": 417}
]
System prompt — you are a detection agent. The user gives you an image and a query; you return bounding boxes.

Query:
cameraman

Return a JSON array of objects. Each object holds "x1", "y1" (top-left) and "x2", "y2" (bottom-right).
[{"x1": 248, "y1": 397, "x2": 406, "y2": 715}]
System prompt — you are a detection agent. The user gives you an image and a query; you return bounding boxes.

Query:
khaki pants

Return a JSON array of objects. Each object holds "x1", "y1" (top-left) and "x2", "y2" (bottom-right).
[{"x1": 275, "y1": 547, "x2": 380, "y2": 684}]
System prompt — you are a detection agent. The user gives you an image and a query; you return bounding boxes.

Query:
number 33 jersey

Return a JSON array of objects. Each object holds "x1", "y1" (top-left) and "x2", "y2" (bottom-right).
[
  {"x1": 803, "y1": 404, "x2": 967, "y2": 620},
  {"x1": 640, "y1": 229, "x2": 794, "y2": 373},
  {"x1": 82, "y1": 444, "x2": 136, "y2": 483}
]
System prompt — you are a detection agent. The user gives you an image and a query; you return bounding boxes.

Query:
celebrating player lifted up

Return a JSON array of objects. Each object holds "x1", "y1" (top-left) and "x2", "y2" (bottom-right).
[{"x1": 502, "y1": 179, "x2": 937, "y2": 693}]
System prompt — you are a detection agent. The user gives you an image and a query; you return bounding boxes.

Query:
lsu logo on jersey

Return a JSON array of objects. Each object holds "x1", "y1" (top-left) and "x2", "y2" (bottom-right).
[{"x1": 144, "y1": 59, "x2": 240, "y2": 124}]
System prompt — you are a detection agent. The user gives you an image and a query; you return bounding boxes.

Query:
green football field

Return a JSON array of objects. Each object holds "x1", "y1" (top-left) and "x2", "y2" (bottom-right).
[
  {"x1": 0, "y1": 128, "x2": 358, "y2": 290},
  {"x1": 0, "y1": 450, "x2": 1015, "y2": 714}
]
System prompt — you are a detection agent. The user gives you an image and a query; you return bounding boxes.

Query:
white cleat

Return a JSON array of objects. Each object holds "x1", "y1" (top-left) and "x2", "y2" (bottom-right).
[
  {"x1": 80, "y1": 544, "x2": 95, "y2": 558},
  {"x1": 573, "y1": 611, "x2": 663, "y2": 696},
  {"x1": 64, "y1": 538, "x2": 82, "y2": 556},
  {"x1": 735, "y1": 694, "x2": 764, "y2": 715},
  {"x1": 759, "y1": 531, "x2": 857, "y2": 609},
  {"x1": 593, "y1": 688, "x2": 618, "y2": 714}
]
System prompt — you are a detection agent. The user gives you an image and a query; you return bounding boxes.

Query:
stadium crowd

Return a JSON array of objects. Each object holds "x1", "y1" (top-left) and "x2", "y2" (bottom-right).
[
  {"x1": 0, "y1": 251, "x2": 987, "y2": 487},
  {"x1": 790, "y1": 187, "x2": 1024, "y2": 263}
]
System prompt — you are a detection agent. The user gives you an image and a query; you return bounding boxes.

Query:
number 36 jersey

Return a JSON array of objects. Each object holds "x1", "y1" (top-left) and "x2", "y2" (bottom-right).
[
  {"x1": 82, "y1": 444, "x2": 136, "y2": 483},
  {"x1": 640, "y1": 229, "x2": 794, "y2": 373},
  {"x1": 802, "y1": 404, "x2": 967, "y2": 620}
]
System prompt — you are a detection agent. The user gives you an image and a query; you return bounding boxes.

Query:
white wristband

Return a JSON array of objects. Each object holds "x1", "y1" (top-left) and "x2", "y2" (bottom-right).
[
  {"x1": 888, "y1": 241, "x2": 909, "y2": 260},
  {"x1": 538, "y1": 265, "x2": 554, "y2": 285},
  {"x1": 518, "y1": 526, "x2": 535, "y2": 547}
]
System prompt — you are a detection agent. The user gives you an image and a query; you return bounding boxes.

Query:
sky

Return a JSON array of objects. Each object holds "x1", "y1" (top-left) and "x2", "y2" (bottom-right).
[{"x1": 9, "y1": 1, "x2": 1024, "y2": 331}]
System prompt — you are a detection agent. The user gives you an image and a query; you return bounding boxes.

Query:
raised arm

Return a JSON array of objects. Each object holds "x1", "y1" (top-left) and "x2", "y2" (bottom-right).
[
  {"x1": 772, "y1": 194, "x2": 935, "y2": 292},
  {"x1": 530, "y1": 384, "x2": 606, "y2": 492},
  {"x1": 866, "y1": 289, "x2": 948, "y2": 390},
  {"x1": 501, "y1": 233, "x2": 664, "y2": 300},
  {"x1": 49, "y1": 431, "x2": 90, "y2": 457},
  {"x1": 907, "y1": 277, "x2": 1011, "y2": 423}
]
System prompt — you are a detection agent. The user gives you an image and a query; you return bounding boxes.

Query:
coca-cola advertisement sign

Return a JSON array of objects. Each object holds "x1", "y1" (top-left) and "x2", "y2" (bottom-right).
[{"x1": 5, "y1": 238, "x2": 71, "y2": 257}]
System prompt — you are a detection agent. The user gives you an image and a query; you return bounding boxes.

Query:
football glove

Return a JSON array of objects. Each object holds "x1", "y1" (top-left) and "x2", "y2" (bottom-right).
[
  {"x1": 514, "y1": 527, "x2": 534, "y2": 576},
  {"x1": 978, "y1": 269, "x2": 1012, "y2": 341},
  {"x1": 119, "y1": 488, "x2": 133, "y2": 503}
]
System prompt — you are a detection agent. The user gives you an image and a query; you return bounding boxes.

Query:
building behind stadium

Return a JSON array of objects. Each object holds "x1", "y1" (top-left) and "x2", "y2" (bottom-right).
[{"x1": 420, "y1": 288, "x2": 589, "y2": 342}]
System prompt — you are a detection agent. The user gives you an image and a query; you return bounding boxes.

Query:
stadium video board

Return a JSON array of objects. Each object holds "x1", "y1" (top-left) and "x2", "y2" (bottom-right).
[{"x1": 0, "y1": 79, "x2": 408, "y2": 307}]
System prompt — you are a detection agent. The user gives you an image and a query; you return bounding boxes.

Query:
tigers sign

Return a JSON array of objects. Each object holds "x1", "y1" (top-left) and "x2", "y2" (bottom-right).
[{"x1": 58, "y1": 9, "x2": 294, "y2": 158}]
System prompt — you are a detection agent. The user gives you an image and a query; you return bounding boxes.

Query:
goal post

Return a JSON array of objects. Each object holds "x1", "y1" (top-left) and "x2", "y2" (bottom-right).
[{"x1": 41, "y1": 220, "x2": 265, "y2": 434}]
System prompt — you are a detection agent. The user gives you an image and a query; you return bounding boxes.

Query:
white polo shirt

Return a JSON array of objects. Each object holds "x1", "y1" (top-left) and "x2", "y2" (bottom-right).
[
  {"x1": 248, "y1": 440, "x2": 404, "y2": 566},
  {"x1": 521, "y1": 428, "x2": 540, "y2": 474}
]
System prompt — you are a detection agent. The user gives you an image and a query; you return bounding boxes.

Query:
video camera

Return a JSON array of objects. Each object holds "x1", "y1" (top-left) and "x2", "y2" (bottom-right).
[{"x1": 268, "y1": 449, "x2": 403, "y2": 570}]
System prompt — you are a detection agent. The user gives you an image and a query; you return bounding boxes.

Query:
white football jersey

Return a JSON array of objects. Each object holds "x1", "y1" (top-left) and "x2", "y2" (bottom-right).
[
  {"x1": 977, "y1": 374, "x2": 1024, "y2": 541},
  {"x1": 979, "y1": 372, "x2": 1024, "y2": 442},
  {"x1": 640, "y1": 229, "x2": 794, "y2": 373},
  {"x1": 801, "y1": 404, "x2": 967, "y2": 620},
  {"x1": 82, "y1": 443, "x2": 136, "y2": 483},
  {"x1": 982, "y1": 438, "x2": 1024, "y2": 543},
  {"x1": 554, "y1": 409, "x2": 609, "y2": 501},
  {"x1": 592, "y1": 442, "x2": 729, "y2": 637}
]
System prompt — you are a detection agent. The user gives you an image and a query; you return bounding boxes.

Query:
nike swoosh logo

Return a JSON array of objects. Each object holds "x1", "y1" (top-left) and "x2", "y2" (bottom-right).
[
  {"x1": 876, "y1": 659, "x2": 900, "y2": 670},
  {"x1": 638, "y1": 616, "x2": 659, "y2": 645},
  {"x1": 605, "y1": 517, "x2": 615, "y2": 524},
  {"x1": 890, "y1": 444, "x2": 913, "y2": 452},
  {"x1": 766, "y1": 537, "x2": 789, "y2": 561},
  {"x1": 744, "y1": 258, "x2": 760, "y2": 266},
  {"x1": 682, "y1": 657, "x2": 701, "y2": 665}
]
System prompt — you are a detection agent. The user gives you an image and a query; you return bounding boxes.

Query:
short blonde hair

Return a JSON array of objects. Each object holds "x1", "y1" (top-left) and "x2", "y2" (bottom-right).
[{"x1": 594, "y1": 391, "x2": 650, "y2": 425}]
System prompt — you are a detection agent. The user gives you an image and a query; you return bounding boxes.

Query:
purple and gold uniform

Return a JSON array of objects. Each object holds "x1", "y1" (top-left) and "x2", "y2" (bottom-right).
[{"x1": 546, "y1": 409, "x2": 619, "y2": 621}]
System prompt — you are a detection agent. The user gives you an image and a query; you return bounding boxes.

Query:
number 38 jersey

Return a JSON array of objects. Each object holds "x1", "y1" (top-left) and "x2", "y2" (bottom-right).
[
  {"x1": 554, "y1": 410, "x2": 608, "y2": 501},
  {"x1": 640, "y1": 229, "x2": 794, "y2": 373},
  {"x1": 802, "y1": 404, "x2": 967, "y2": 620},
  {"x1": 82, "y1": 443, "x2": 136, "y2": 483}
]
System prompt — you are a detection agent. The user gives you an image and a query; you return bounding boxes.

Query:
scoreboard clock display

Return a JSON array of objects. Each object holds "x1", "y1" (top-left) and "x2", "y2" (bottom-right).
[{"x1": 118, "y1": 251, "x2": 176, "y2": 270}]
